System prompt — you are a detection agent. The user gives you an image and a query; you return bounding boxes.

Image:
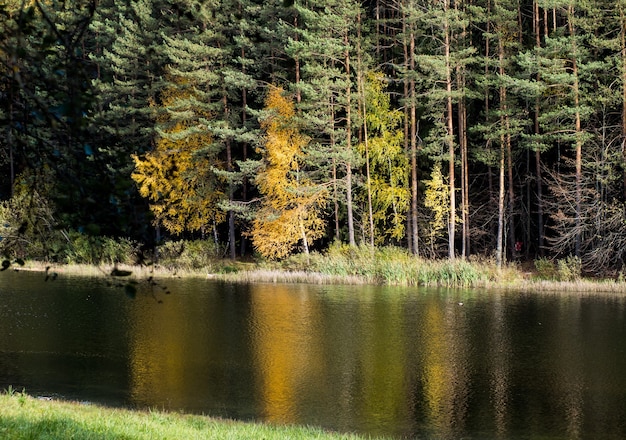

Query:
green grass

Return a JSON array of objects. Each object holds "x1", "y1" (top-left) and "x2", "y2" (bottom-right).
[{"x1": 0, "y1": 390, "x2": 377, "y2": 440}]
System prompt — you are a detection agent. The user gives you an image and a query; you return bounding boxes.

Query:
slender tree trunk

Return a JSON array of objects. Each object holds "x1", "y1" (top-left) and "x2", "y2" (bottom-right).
[
  {"x1": 357, "y1": 13, "x2": 374, "y2": 246},
  {"x1": 568, "y1": 4, "x2": 583, "y2": 257},
  {"x1": 345, "y1": 33, "x2": 356, "y2": 247},
  {"x1": 300, "y1": 219, "x2": 310, "y2": 256},
  {"x1": 361, "y1": 83, "x2": 375, "y2": 246},
  {"x1": 534, "y1": 0, "x2": 545, "y2": 256},
  {"x1": 497, "y1": 135, "x2": 506, "y2": 268},
  {"x1": 240, "y1": 27, "x2": 248, "y2": 256},
  {"x1": 331, "y1": 96, "x2": 340, "y2": 241},
  {"x1": 223, "y1": 94, "x2": 236, "y2": 260},
  {"x1": 506, "y1": 126, "x2": 515, "y2": 259},
  {"x1": 410, "y1": 28, "x2": 419, "y2": 256},
  {"x1": 620, "y1": 5, "x2": 626, "y2": 199},
  {"x1": 444, "y1": 0, "x2": 456, "y2": 260},
  {"x1": 402, "y1": 11, "x2": 414, "y2": 254},
  {"x1": 497, "y1": 33, "x2": 514, "y2": 263},
  {"x1": 8, "y1": 98, "x2": 14, "y2": 197},
  {"x1": 456, "y1": 0, "x2": 469, "y2": 259},
  {"x1": 457, "y1": 75, "x2": 468, "y2": 258}
]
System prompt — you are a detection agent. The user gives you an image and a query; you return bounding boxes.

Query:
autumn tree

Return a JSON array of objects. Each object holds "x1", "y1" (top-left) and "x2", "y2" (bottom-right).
[
  {"x1": 251, "y1": 86, "x2": 327, "y2": 260},
  {"x1": 423, "y1": 162, "x2": 449, "y2": 257},
  {"x1": 131, "y1": 76, "x2": 225, "y2": 238},
  {"x1": 358, "y1": 71, "x2": 409, "y2": 245}
]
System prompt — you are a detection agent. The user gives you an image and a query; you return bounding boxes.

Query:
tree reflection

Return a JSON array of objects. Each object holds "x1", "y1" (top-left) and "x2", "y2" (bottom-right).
[{"x1": 248, "y1": 284, "x2": 321, "y2": 423}]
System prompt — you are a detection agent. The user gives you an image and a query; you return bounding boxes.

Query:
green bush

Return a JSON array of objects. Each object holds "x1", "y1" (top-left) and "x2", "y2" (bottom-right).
[
  {"x1": 157, "y1": 239, "x2": 219, "y2": 270},
  {"x1": 534, "y1": 256, "x2": 581, "y2": 281},
  {"x1": 64, "y1": 233, "x2": 139, "y2": 265},
  {"x1": 534, "y1": 257, "x2": 556, "y2": 280},
  {"x1": 557, "y1": 256, "x2": 582, "y2": 281}
]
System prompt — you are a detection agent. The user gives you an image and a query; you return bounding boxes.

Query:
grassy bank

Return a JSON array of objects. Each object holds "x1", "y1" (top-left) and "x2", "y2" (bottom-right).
[
  {"x1": 0, "y1": 390, "x2": 375, "y2": 440},
  {"x1": 11, "y1": 243, "x2": 626, "y2": 293}
]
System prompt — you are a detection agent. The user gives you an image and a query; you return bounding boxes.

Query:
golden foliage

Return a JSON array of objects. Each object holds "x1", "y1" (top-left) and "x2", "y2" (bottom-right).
[
  {"x1": 251, "y1": 86, "x2": 327, "y2": 260},
  {"x1": 424, "y1": 162, "x2": 449, "y2": 253},
  {"x1": 131, "y1": 75, "x2": 224, "y2": 234},
  {"x1": 359, "y1": 71, "x2": 409, "y2": 243}
]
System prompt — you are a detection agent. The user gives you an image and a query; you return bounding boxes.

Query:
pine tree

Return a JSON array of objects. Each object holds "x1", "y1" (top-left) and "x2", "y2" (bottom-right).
[
  {"x1": 412, "y1": 0, "x2": 475, "y2": 259},
  {"x1": 475, "y1": 0, "x2": 529, "y2": 267},
  {"x1": 287, "y1": 0, "x2": 362, "y2": 246},
  {"x1": 533, "y1": 0, "x2": 595, "y2": 258}
]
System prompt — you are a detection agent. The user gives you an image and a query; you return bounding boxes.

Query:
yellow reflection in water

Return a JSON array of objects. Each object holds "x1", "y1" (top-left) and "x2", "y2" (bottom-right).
[
  {"x1": 248, "y1": 284, "x2": 321, "y2": 424},
  {"x1": 420, "y1": 297, "x2": 471, "y2": 436},
  {"x1": 127, "y1": 292, "x2": 209, "y2": 408},
  {"x1": 358, "y1": 295, "x2": 408, "y2": 427}
]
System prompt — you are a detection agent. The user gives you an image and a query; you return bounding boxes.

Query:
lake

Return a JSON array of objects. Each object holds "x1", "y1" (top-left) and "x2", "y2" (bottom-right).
[{"x1": 1, "y1": 270, "x2": 626, "y2": 439}]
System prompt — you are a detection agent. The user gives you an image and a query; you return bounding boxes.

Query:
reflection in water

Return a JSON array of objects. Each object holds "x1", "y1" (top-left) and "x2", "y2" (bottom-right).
[
  {"x1": 489, "y1": 294, "x2": 511, "y2": 439},
  {"x1": 128, "y1": 286, "x2": 189, "y2": 408},
  {"x1": 249, "y1": 284, "x2": 320, "y2": 424},
  {"x1": 4, "y1": 272, "x2": 626, "y2": 439}
]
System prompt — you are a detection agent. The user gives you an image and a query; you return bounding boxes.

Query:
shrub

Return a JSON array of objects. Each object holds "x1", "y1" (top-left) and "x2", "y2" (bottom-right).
[
  {"x1": 157, "y1": 239, "x2": 219, "y2": 270},
  {"x1": 557, "y1": 256, "x2": 582, "y2": 281},
  {"x1": 64, "y1": 233, "x2": 139, "y2": 265},
  {"x1": 534, "y1": 257, "x2": 556, "y2": 280}
]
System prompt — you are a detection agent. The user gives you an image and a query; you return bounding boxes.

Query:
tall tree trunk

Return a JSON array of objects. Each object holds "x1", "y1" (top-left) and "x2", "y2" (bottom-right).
[
  {"x1": 568, "y1": 4, "x2": 583, "y2": 257},
  {"x1": 506, "y1": 123, "x2": 515, "y2": 259},
  {"x1": 457, "y1": 70, "x2": 468, "y2": 258},
  {"x1": 620, "y1": 5, "x2": 626, "y2": 199},
  {"x1": 331, "y1": 96, "x2": 340, "y2": 241},
  {"x1": 403, "y1": 24, "x2": 413, "y2": 254},
  {"x1": 498, "y1": 33, "x2": 514, "y2": 263},
  {"x1": 357, "y1": 13, "x2": 374, "y2": 246},
  {"x1": 240, "y1": 22, "x2": 248, "y2": 257},
  {"x1": 534, "y1": 0, "x2": 545, "y2": 256},
  {"x1": 456, "y1": 0, "x2": 469, "y2": 259},
  {"x1": 8, "y1": 97, "x2": 14, "y2": 197},
  {"x1": 444, "y1": 0, "x2": 456, "y2": 260},
  {"x1": 497, "y1": 135, "x2": 506, "y2": 268},
  {"x1": 345, "y1": 32, "x2": 356, "y2": 247},
  {"x1": 410, "y1": 28, "x2": 419, "y2": 255},
  {"x1": 223, "y1": 94, "x2": 236, "y2": 260}
]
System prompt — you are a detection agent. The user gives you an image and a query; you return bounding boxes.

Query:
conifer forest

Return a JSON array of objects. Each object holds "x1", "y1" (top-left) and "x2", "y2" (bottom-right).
[{"x1": 2, "y1": 0, "x2": 626, "y2": 274}]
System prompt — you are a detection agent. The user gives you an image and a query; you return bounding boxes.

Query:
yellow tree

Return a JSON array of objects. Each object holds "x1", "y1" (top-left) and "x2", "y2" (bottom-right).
[
  {"x1": 424, "y1": 163, "x2": 450, "y2": 258},
  {"x1": 251, "y1": 86, "x2": 327, "y2": 260},
  {"x1": 131, "y1": 77, "x2": 225, "y2": 237},
  {"x1": 358, "y1": 71, "x2": 409, "y2": 245}
]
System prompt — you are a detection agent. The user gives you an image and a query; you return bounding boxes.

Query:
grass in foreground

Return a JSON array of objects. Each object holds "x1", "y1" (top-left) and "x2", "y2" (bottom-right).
[{"x1": 0, "y1": 390, "x2": 375, "y2": 440}]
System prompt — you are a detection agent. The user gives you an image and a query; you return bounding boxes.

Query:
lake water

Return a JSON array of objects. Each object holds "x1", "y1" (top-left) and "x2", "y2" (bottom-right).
[{"x1": 1, "y1": 270, "x2": 626, "y2": 439}]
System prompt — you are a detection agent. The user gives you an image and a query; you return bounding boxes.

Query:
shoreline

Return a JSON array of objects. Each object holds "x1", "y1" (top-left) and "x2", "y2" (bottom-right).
[{"x1": 9, "y1": 259, "x2": 626, "y2": 294}]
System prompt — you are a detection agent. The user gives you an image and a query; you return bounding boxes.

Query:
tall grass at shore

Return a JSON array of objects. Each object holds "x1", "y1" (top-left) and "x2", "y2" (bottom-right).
[
  {"x1": 286, "y1": 243, "x2": 508, "y2": 287},
  {"x1": 10, "y1": 240, "x2": 626, "y2": 292},
  {"x1": 0, "y1": 390, "x2": 375, "y2": 440}
]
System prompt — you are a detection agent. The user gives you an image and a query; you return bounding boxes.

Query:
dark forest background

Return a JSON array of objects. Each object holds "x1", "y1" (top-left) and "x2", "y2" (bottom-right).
[{"x1": 2, "y1": 0, "x2": 626, "y2": 274}]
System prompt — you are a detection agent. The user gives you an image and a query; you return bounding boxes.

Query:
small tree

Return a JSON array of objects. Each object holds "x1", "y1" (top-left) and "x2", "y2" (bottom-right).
[{"x1": 423, "y1": 162, "x2": 450, "y2": 258}]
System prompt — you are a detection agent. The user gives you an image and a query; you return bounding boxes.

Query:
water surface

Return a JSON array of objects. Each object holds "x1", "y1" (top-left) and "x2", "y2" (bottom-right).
[{"x1": 1, "y1": 270, "x2": 626, "y2": 439}]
